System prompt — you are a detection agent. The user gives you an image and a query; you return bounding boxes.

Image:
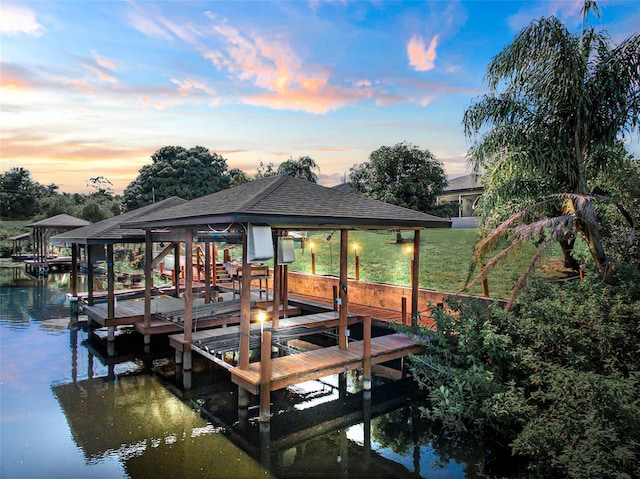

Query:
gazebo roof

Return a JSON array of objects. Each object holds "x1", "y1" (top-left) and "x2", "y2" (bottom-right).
[
  {"x1": 123, "y1": 175, "x2": 451, "y2": 230},
  {"x1": 28, "y1": 214, "x2": 91, "y2": 229},
  {"x1": 51, "y1": 196, "x2": 187, "y2": 245}
]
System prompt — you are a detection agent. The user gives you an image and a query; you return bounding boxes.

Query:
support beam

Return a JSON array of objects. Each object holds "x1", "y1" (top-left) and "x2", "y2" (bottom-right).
[
  {"x1": 411, "y1": 230, "x2": 421, "y2": 329},
  {"x1": 173, "y1": 242, "x2": 181, "y2": 298},
  {"x1": 87, "y1": 245, "x2": 94, "y2": 306},
  {"x1": 144, "y1": 230, "x2": 153, "y2": 328},
  {"x1": 107, "y1": 244, "x2": 115, "y2": 322},
  {"x1": 259, "y1": 330, "x2": 272, "y2": 422},
  {"x1": 70, "y1": 243, "x2": 78, "y2": 296},
  {"x1": 271, "y1": 230, "x2": 281, "y2": 329},
  {"x1": 204, "y1": 241, "x2": 212, "y2": 303},
  {"x1": 183, "y1": 230, "x2": 194, "y2": 354},
  {"x1": 339, "y1": 229, "x2": 349, "y2": 349},
  {"x1": 239, "y1": 229, "x2": 251, "y2": 370},
  {"x1": 363, "y1": 315, "x2": 372, "y2": 391}
]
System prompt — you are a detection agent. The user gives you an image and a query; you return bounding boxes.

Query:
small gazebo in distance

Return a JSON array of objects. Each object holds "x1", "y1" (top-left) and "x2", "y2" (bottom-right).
[{"x1": 25, "y1": 214, "x2": 91, "y2": 277}]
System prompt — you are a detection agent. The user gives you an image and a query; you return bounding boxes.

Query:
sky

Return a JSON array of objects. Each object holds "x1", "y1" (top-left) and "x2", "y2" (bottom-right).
[{"x1": 1, "y1": 0, "x2": 639, "y2": 195}]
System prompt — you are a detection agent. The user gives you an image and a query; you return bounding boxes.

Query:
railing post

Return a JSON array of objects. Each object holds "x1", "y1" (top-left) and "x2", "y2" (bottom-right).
[
  {"x1": 363, "y1": 315, "x2": 372, "y2": 391},
  {"x1": 260, "y1": 331, "x2": 272, "y2": 422}
]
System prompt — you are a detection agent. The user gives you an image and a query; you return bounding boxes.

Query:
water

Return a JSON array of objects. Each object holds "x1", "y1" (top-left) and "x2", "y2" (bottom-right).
[{"x1": 0, "y1": 263, "x2": 483, "y2": 478}]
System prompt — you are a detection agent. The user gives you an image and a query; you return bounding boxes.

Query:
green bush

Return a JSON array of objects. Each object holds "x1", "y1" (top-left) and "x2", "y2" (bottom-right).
[{"x1": 407, "y1": 265, "x2": 640, "y2": 478}]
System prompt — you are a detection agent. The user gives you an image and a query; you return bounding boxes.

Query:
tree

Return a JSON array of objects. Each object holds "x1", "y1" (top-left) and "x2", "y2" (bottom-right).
[
  {"x1": 350, "y1": 142, "x2": 447, "y2": 241},
  {"x1": 350, "y1": 142, "x2": 447, "y2": 213},
  {"x1": 406, "y1": 267, "x2": 640, "y2": 478},
  {"x1": 228, "y1": 168, "x2": 251, "y2": 188},
  {"x1": 463, "y1": 2, "x2": 639, "y2": 293},
  {"x1": 277, "y1": 156, "x2": 320, "y2": 182},
  {"x1": 254, "y1": 161, "x2": 278, "y2": 180},
  {"x1": 122, "y1": 146, "x2": 229, "y2": 210},
  {"x1": 0, "y1": 167, "x2": 48, "y2": 219}
]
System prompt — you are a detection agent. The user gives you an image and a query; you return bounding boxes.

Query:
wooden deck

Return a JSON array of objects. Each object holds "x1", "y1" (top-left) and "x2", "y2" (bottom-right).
[
  {"x1": 170, "y1": 310, "x2": 354, "y2": 355},
  {"x1": 230, "y1": 333, "x2": 424, "y2": 395}
]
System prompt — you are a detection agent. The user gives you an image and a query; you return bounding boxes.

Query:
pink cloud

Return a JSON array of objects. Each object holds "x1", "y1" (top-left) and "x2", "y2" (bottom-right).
[
  {"x1": 0, "y1": 4, "x2": 44, "y2": 36},
  {"x1": 407, "y1": 34, "x2": 440, "y2": 72}
]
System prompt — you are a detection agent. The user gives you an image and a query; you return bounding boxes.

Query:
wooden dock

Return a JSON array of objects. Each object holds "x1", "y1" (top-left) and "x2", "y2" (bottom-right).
[{"x1": 230, "y1": 333, "x2": 424, "y2": 395}]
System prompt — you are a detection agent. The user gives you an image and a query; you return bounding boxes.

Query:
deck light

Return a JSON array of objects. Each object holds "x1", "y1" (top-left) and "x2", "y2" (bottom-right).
[
  {"x1": 257, "y1": 310, "x2": 267, "y2": 341},
  {"x1": 309, "y1": 241, "x2": 316, "y2": 275}
]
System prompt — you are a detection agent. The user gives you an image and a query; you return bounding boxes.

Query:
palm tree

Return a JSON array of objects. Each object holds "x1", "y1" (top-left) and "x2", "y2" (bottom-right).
[{"x1": 463, "y1": 1, "x2": 638, "y2": 305}]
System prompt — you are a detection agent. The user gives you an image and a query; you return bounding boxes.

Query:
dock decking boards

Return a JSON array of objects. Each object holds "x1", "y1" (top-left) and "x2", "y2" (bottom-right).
[{"x1": 230, "y1": 333, "x2": 423, "y2": 395}]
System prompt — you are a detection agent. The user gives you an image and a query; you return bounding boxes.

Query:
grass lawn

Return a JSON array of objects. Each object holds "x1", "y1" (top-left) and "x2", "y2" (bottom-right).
[{"x1": 283, "y1": 228, "x2": 572, "y2": 299}]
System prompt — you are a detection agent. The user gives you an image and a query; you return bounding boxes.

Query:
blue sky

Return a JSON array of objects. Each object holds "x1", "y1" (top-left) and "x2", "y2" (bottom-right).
[{"x1": 1, "y1": 0, "x2": 639, "y2": 194}]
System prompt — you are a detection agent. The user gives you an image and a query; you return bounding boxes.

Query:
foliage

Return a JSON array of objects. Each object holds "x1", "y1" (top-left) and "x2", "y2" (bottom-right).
[
  {"x1": 277, "y1": 156, "x2": 320, "y2": 182},
  {"x1": 253, "y1": 156, "x2": 320, "y2": 182},
  {"x1": 463, "y1": 2, "x2": 640, "y2": 286},
  {"x1": 122, "y1": 146, "x2": 229, "y2": 211},
  {"x1": 407, "y1": 267, "x2": 640, "y2": 478},
  {"x1": 349, "y1": 141, "x2": 447, "y2": 215},
  {"x1": 228, "y1": 168, "x2": 251, "y2": 187},
  {"x1": 0, "y1": 168, "x2": 48, "y2": 219}
]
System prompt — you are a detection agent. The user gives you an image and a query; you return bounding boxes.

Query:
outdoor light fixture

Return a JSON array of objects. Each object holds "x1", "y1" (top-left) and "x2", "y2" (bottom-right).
[
  {"x1": 257, "y1": 310, "x2": 267, "y2": 341},
  {"x1": 309, "y1": 241, "x2": 316, "y2": 275}
]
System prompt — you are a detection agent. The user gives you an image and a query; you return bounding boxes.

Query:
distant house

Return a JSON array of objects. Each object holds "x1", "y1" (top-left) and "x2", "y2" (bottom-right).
[
  {"x1": 331, "y1": 182, "x2": 356, "y2": 194},
  {"x1": 438, "y1": 173, "x2": 483, "y2": 217}
]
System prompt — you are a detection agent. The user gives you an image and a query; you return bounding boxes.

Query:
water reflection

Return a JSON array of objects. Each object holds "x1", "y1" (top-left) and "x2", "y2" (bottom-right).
[{"x1": 1, "y1": 263, "x2": 490, "y2": 478}]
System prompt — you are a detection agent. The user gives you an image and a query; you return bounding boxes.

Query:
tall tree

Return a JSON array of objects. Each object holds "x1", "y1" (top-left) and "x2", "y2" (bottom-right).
[
  {"x1": 0, "y1": 168, "x2": 48, "y2": 219},
  {"x1": 277, "y1": 156, "x2": 320, "y2": 183},
  {"x1": 122, "y1": 146, "x2": 229, "y2": 210},
  {"x1": 463, "y1": 1, "x2": 639, "y2": 294},
  {"x1": 350, "y1": 142, "x2": 447, "y2": 214}
]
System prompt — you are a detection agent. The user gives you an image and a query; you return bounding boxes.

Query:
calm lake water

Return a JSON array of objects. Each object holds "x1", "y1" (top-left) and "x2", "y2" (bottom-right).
[{"x1": 0, "y1": 263, "x2": 487, "y2": 478}]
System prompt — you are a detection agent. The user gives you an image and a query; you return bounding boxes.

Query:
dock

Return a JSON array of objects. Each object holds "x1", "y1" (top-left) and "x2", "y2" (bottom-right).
[{"x1": 230, "y1": 332, "x2": 423, "y2": 395}]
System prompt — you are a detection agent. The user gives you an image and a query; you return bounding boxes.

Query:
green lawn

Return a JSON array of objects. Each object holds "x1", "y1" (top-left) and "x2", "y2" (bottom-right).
[{"x1": 284, "y1": 228, "x2": 568, "y2": 299}]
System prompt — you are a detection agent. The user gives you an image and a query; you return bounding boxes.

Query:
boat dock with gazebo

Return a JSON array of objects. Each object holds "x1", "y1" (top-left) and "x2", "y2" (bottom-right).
[{"x1": 118, "y1": 175, "x2": 451, "y2": 421}]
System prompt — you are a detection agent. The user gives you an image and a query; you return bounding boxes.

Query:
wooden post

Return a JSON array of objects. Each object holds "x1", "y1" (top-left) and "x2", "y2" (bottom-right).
[
  {"x1": 272, "y1": 231, "x2": 281, "y2": 329},
  {"x1": 144, "y1": 230, "x2": 153, "y2": 329},
  {"x1": 204, "y1": 241, "x2": 211, "y2": 304},
  {"x1": 411, "y1": 230, "x2": 420, "y2": 330},
  {"x1": 311, "y1": 251, "x2": 316, "y2": 275},
  {"x1": 259, "y1": 330, "x2": 272, "y2": 422},
  {"x1": 87, "y1": 245, "x2": 94, "y2": 306},
  {"x1": 173, "y1": 243, "x2": 180, "y2": 298},
  {"x1": 107, "y1": 243, "x2": 116, "y2": 341},
  {"x1": 183, "y1": 230, "x2": 194, "y2": 370},
  {"x1": 401, "y1": 297, "x2": 407, "y2": 326},
  {"x1": 272, "y1": 263, "x2": 281, "y2": 329},
  {"x1": 239, "y1": 229, "x2": 251, "y2": 370},
  {"x1": 481, "y1": 263, "x2": 489, "y2": 296},
  {"x1": 339, "y1": 230, "x2": 349, "y2": 350},
  {"x1": 282, "y1": 265, "x2": 288, "y2": 318},
  {"x1": 355, "y1": 254, "x2": 360, "y2": 281},
  {"x1": 212, "y1": 244, "x2": 218, "y2": 285},
  {"x1": 363, "y1": 315, "x2": 372, "y2": 391},
  {"x1": 70, "y1": 243, "x2": 78, "y2": 296},
  {"x1": 332, "y1": 285, "x2": 338, "y2": 311}
]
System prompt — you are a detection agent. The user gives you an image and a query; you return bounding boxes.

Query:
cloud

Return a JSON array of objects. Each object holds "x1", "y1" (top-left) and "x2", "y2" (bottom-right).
[
  {"x1": 407, "y1": 34, "x2": 440, "y2": 72},
  {"x1": 507, "y1": 0, "x2": 584, "y2": 31},
  {"x1": 0, "y1": 4, "x2": 44, "y2": 36}
]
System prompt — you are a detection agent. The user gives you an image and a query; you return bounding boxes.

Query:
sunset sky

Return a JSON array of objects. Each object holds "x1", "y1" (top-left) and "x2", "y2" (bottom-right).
[{"x1": 2, "y1": 1, "x2": 639, "y2": 194}]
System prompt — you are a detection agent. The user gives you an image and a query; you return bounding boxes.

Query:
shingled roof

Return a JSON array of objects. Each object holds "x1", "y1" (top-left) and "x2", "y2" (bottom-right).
[
  {"x1": 51, "y1": 196, "x2": 187, "y2": 244},
  {"x1": 122, "y1": 175, "x2": 451, "y2": 230},
  {"x1": 28, "y1": 214, "x2": 91, "y2": 229}
]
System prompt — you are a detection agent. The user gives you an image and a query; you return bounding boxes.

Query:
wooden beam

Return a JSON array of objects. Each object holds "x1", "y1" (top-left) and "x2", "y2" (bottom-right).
[
  {"x1": 183, "y1": 229, "x2": 194, "y2": 346},
  {"x1": 151, "y1": 242, "x2": 177, "y2": 267},
  {"x1": 259, "y1": 330, "x2": 272, "y2": 422},
  {"x1": 204, "y1": 240, "x2": 211, "y2": 304},
  {"x1": 411, "y1": 230, "x2": 420, "y2": 329},
  {"x1": 173, "y1": 242, "x2": 180, "y2": 298},
  {"x1": 272, "y1": 230, "x2": 281, "y2": 329},
  {"x1": 70, "y1": 243, "x2": 78, "y2": 296},
  {"x1": 363, "y1": 315, "x2": 372, "y2": 391},
  {"x1": 87, "y1": 245, "x2": 94, "y2": 306},
  {"x1": 107, "y1": 244, "x2": 115, "y2": 320},
  {"x1": 239, "y1": 228, "x2": 251, "y2": 370},
  {"x1": 144, "y1": 230, "x2": 153, "y2": 327},
  {"x1": 339, "y1": 229, "x2": 348, "y2": 349}
]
